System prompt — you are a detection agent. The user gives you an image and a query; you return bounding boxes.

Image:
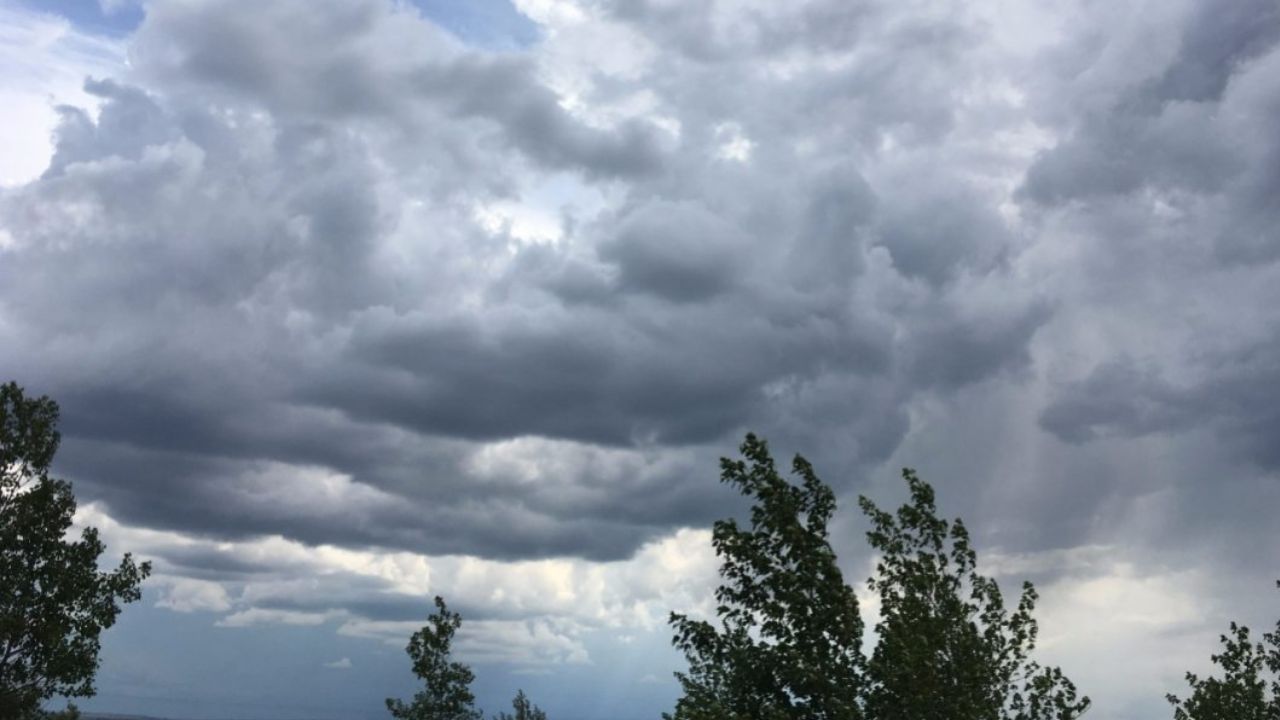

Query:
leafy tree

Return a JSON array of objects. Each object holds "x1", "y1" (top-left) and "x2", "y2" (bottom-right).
[
  {"x1": 388, "y1": 596, "x2": 483, "y2": 720},
  {"x1": 494, "y1": 689, "x2": 547, "y2": 720},
  {"x1": 666, "y1": 433, "x2": 866, "y2": 720},
  {"x1": 1167, "y1": 585, "x2": 1280, "y2": 720},
  {"x1": 0, "y1": 382, "x2": 151, "y2": 719},
  {"x1": 859, "y1": 469, "x2": 1090, "y2": 720},
  {"x1": 666, "y1": 435, "x2": 1090, "y2": 720}
]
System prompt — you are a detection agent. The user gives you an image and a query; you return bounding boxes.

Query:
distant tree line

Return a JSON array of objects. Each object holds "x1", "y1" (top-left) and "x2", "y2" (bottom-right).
[{"x1": 2, "y1": 381, "x2": 1277, "y2": 719}]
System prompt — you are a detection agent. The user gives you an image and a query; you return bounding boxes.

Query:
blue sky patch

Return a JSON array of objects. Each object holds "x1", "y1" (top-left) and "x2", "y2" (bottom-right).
[
  {"x1": 410, "y1": 0, "x2": 541, "y2": 49},
  {"x1": 24, "y1": 0, "x2": 144, "y2": 36},
  {"x1": 30, "y1": 0, "x2": 540, "y2": 49}
]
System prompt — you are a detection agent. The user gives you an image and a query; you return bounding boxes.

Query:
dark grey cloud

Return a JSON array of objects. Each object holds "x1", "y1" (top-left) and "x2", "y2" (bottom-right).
[
  {"x1": 1151, "y1": 0, "x2": 1280, "y2": 104},
  {"x1": 1041, "y1": 333, "x2": 1280, "y2": 470},
  {"x1": 1040, "y1": 359, "x2": 1199, "y2": 444},
  {"x1": 598, "y1": 200, "x2": 743, "y2": 302},
  {"x1": 7, "y1": 0, "x2": 1280, "y2": 716},
  {"x1": 872, "y1": 173, "x2": 1011, "y2": 286},
  {"x1": 1018, "y1": 0, "x2": 1280, "y2": 488},
  {"x1": 4, "y1": 0, "x2": 1280, "y2": 687},
  {"x1": 46, "y1": 79, "x2": 178, "y2": 176},
  {"x1": 1019, "y1": 0, "x2": 1280, "y2": 219},
  {"x1": 132, "y1": 0, "x2": 662, "y2": 180},
  {"x1": 0, "y1": 0, "x2": 1097, "y2": 568},
  {"x1": 943, "y1": 0, "x2": 1280, "y2": 611}
]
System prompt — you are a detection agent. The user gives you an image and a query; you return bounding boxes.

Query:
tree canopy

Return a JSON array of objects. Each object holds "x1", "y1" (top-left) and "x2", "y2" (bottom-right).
[
  {"x1": 667, "y1": 433, "x2": 1089, "y2": 720},
  {"x1": 860, "y1": 469, "x2": 1089, "y2": 720},
  {"x1": 388, "y1": 595, "x2": 484, "y2": 720},
  {"x1": 1167, "y1": 583, "x2": 1280, "y2": 720},
  {"x1": 495, "y1": 689, "x2": 547, "y2": 720},
  {"x1": 666, "y1": 433, "x2": 865, "y2": 720},
  {"x1": 0, "y1": 382, "x2": 151, "y2": 719}
]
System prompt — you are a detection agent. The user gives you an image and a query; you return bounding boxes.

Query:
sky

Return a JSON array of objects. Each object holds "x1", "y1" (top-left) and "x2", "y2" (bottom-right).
[{"x1": 2, "y1": 0, "x2": 1279, "y2": 718}]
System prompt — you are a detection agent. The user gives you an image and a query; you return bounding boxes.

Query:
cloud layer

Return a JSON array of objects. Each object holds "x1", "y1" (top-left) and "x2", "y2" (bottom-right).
[{"x1": 3, "y1": 0, "x2": 1280, "y2": 717}]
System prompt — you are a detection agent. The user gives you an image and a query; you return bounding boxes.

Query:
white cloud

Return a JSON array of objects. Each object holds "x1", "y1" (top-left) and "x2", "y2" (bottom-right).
[
  {"x1": 713, "y1": 122, "x2": 753, "y2": 163},
  {"x1": 1033, "y1": 559, "x2": 1213, "y2": 717},
  {"x1": 9, "y1": 1, "x2": 1280, "y2": 717},
  {"x1": 154, "y1": 577, "x2": 233, "y2": 613},
  {"x1": 84, "y1": 501, "x2": 717, "y2": 666},
  {"x1": 216, "y1": 608, "x2": 336, "y2": 628},
  {"x1": 0, "y1": 4, "x2": 127, "y2": 186}
]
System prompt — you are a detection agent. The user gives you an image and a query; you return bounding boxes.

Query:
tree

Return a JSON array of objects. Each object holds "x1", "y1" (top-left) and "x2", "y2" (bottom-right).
[
  {"x1": 388, "y1": 595, "x2": 483, "y2": 720},
  {"x1": 0, "y1": 382, "x2": 151, "y2": 719},
  {"x1": 494, "y1": 689, "x2": 547, "y2": 720},
  {"x1": 859, "y1": 469, "x2": 1090, "y2": 720},
  {"x1": 666, "y1": 433, "x2": 866, "y2": 720},
  {"x1": 1167, "y1": 584, "x2": 1280, "y2": 720},
  {"x1": 666, "y1": 434, "x2": 1090, "y2": 720}
]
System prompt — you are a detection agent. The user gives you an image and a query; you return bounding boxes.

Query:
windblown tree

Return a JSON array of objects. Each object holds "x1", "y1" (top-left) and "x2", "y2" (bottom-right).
[
  {"x1": 388, "y1": 596, "x2": 483, "y2": 720},
  {"x1": 859, "y1": 469, "x2": 1090, "y2": 720},
  {"x1": 494, "y1": 689, "x2": 547, "y2": 720},
  {"x1": 667, "y1": 433, "x2": 1090, "y2": 720},
  {"x1": 666, "y1": 433, "x2": 866, "y2": 720},
  {"x1": 1167, "y1": 584, "x2": 1280, "y2": 720},
  {"x1": 0, "y1": 382, "x2": 151, "y2": 719}
]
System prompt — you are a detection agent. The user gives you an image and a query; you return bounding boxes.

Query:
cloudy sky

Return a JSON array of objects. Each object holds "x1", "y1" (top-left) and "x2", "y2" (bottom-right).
[{"x1": 3, "y1": 0, "x2": 1280, "y2": 717}]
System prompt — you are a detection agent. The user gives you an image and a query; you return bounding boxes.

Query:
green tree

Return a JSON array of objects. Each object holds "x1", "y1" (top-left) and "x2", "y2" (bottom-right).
[
  {"x1": 494, "y1": 689, "x2": 547, "y2": 720},
  {"x1": 1167, "y1": 586, "x2": 1280, "y2": 720},
  {"x1": 666, "y1": 435, "x2": 1090, "y2": 720},
  {"x1": 388, "y1": 596, "x2": 483, "y2": 720},
  {"x1": 666, "y1": 433, "x2": 866, "y2": 720},
  {"x1": 0, "y1": 382, "x2": 151, "y2": 719},
  {"x1": 859, "y1": 469, "x2": 1089, "y2": 720}
]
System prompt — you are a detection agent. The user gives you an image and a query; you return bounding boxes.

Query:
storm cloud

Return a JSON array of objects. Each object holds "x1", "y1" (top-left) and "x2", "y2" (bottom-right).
[{"x1": 2, "y1": 0, "x2": 1279, "y2": 717}]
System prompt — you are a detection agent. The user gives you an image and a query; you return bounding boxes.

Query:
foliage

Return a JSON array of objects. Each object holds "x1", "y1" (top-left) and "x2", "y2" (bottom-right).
[
  {"x1": 667, "y1": 434, "x2": 1089, "y2": 720},
  {"x1": 859, "y1": 469, "x2": 1090, "y2": 720},
  {"x1": 388, "y1": 596, "x2": 483, "y2": 720},
  {"x1": 666, "y1": 433, "x2": 865, "y2": 720},
  {"x1": 494, "y1": 689, "x2": 547, "y2": 720},
  {"x1": 1167, "y1": 586, "x2": 1280, "y2": 720},
  {"x1": 0, "y1": 382, "x2": 151, "y2": 719}
]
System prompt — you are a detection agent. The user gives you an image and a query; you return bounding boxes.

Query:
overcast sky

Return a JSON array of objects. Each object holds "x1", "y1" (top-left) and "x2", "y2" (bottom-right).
[{"x1": 3, "y1": 0, "x2": 1280, "y2": 718}]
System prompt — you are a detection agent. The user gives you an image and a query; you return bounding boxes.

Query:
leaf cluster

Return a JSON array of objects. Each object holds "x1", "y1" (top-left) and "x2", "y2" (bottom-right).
[
  {"x1": 388, "y1": 597, "x2": 551, "y2": 720},
  {"x1": 1168, "y1": 585, "x2": 1280, "y2": 720},
  {"x1": 667, "y1": 434, "x2": 1089, "y2": 720},
  {"x1": 494, "y1": 689, "x2": 547, "y2": 720},
  {"x1": 861, "y1": 469, "x2": 1088, "y2": 720},
  {"x1": 667, "y1": 433, "x2": 864, "y2": 720},
  {"x1": 388, "y1": 596, "x2": 484, "y2": 720},
  {"x1": 0, "y1": 382, "x2": 151, "y2": 718}
]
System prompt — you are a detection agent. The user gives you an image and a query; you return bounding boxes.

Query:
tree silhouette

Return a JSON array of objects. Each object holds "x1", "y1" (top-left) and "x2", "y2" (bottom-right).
[
  {"x1": 1168, "y1": 584, "x2": 1280, "y2": 720},
  {"x1": 860, "y1": 469, "x2": 1089, "y2": 720},
  {"x1": 0, "y1": 382, "x2": 151, "y2": 718},
  {"x1": 666, "y1": 433, "x2": 865, "y2": 720},
  {"x1": 666, "y1": 434, "x2": 1089, "y2": 720},
  {"x1": 388, "y1": 596, "x2": 483, "y2": 720},
  {"x1": 494, "y1": 689, "x2": 547, "y2": 720}
]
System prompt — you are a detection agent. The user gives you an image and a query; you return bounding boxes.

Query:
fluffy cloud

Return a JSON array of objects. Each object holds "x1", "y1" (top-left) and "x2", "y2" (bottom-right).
[
  {"x1": 0, "y1": 0, "x2": 1054, "y2": 564},
  {"x1": 78, "y1": 501, "x2": 716, "y2": 667},
  {"x1": 0, "y1": 5, "x2": 127, "y2": 185},
  {"x1": 5, "y1": 0, "x2": 1280, "y2": 717}
]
